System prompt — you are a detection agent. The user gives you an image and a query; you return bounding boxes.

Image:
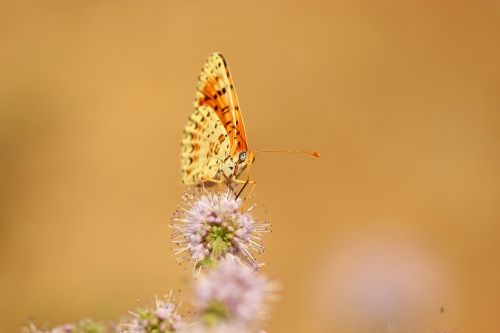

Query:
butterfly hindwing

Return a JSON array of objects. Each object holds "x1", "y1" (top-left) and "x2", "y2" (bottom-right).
[{"x1": 181, "y1": 105, "x2": 231, "y2": 184}]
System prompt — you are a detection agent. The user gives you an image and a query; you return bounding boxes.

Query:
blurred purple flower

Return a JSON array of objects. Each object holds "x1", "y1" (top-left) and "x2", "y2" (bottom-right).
[
  {"x1": 180, "y1": 322, "x2": 252, "y2": 333},
  {"x1": 195, "y1": 260, "x2": 274, "y2": 326},
  {"x1": 23, "y1": 319, "x2": 105, "y2": 333}
]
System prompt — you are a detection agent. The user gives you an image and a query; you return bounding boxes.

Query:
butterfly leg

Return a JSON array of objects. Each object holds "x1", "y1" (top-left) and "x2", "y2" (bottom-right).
[
  {"x1": 232, "y1": 178, "x2": 257, "y2": 209},
  {"x1": 244, "y1": 180, "x2": 257, "y2": 204},
  {"x1": 200, "y1": 175, "x2": 236, "y2": 194},
  {"x1": 221, "y1": 173, "x2": 237, "y2": 193},
  {"x1": 200, "y1": 176, "x2": 224, "y2": 188},
  {"x1": 235, "y1": 180, "x2": 249, "y2": 200}
]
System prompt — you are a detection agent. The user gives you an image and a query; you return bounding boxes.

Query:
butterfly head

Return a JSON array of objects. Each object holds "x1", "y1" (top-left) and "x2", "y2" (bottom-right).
[
  {"x1": 238, "y1": 151, "x2": 255, "y2": 164},
  {"x1": 222, "y1": 150, "x2": 255, "y2": 180}
]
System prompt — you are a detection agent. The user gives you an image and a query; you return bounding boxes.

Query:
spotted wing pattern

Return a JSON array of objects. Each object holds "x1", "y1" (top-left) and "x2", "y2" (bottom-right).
[
  {"x1": 181, "y1": 53, "x2": 248, "y2": 184},
  {"x1": 181, "y1": 105, "x2": 230, "y2": 184}
]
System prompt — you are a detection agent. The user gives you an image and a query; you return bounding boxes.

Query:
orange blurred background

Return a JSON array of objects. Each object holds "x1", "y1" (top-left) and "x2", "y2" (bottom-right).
[{"x1": 1, "y1": 1, "x2": 499, "y2": 332}]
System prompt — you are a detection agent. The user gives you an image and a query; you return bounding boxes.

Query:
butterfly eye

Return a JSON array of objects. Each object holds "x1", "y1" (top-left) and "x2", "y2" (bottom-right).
[{"x1": 239, "y1": 152, "x2": 247, "y2": 162}]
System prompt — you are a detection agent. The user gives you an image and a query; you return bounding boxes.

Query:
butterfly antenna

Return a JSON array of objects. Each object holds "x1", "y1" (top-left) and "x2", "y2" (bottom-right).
[{"x1": 254, "y1": 149, "x2": 320, "y2": 157}]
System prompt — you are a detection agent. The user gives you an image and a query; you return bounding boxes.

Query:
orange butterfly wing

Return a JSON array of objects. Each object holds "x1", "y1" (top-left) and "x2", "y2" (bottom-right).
[
  {"x1": 195, "y1": 53, "x2": 248, "y2": 154},
  {"x1": 181, "y1": 53, "x2": 249, "y2": 184}
]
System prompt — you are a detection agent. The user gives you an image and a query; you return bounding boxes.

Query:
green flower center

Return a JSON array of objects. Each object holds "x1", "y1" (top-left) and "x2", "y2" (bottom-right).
[
  {"x1": 74, "y1": 320, "x2": 104, "y2": 333},
  {"x1": 206, "y1": 223, "x2": 234, "y2": 258},
  {"x1": 138, "y1": 310, "x2": 176, "y2": 333},
  {"x1": 201, "y1": 301, "x2": 231, "y2": 327}
]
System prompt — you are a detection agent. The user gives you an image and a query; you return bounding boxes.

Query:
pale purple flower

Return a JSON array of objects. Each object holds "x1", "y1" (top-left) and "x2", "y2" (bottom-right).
[
  {"x1": 180, "y1": 322, "x2": 252, "y2": 333},
  {"x1": 121, "y1": 292, "x2": 185, "y2": 333},
  {"x1": 171, "y1": 188, "x2": 270, "y2": 270},
  {"x1": 23, "y1": 320, "x2": 105, "y2": 333},
  {"x1": 195, "y1": 260, "x2": 273, "y2": 325}
]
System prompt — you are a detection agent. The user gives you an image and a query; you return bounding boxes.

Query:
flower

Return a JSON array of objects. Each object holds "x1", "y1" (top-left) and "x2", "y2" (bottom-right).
[
  {"x1": 120, "y1": 292, "x2": 185, "y2": 333},
  {"x1": 171, "y1": 187, "x2": 270, "y2": 270},
  {"x1": 179, "y1": 322, "x2": 252, "y2": 333},
  {"x1": 194, "y1": 260, "x2": 274, "y2": 326},
  {"x1": 23, "y1": 319, "x2": 106, "y2": 333}
]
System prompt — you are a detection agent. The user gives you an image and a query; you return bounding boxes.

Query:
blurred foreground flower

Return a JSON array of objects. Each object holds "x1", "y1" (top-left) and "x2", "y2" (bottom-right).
[
  {"x1": 180, "y1": 322, "x2": 253, "y2": 333},
  {"x1": 194, "y1": 260, "x2": 275, "y2": 327},
  {"x1": 120, "y1": 292, "x2": 185, "y2": 333},
  {"x1": 23, "y1": 319, "x2": 107, "y2": 333},
  {"x1": 171, "y1": 188, "x2": 270, "y2": 270}
]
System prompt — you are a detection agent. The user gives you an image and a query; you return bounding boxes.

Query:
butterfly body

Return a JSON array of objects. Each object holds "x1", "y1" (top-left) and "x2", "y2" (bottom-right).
[{"x1": 181, "y1": 53, "x2": 252, "y2": 185}]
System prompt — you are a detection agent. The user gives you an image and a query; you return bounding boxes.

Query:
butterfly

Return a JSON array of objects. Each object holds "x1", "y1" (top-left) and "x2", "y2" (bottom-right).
[
  {"x1": 180, "y1": 53, "x2": 253, "y2": 186},
  {"x1": 180, "y1": 53, "x2": 319, "y2": 187}
]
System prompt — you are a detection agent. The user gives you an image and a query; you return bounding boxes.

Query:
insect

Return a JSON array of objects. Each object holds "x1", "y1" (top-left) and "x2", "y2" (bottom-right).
[{"x1": 180, "y1": 53, "x2": 319, "y2": 192}]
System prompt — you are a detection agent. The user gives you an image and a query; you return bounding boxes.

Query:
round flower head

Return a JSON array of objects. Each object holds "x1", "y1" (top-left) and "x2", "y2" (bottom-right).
[
  {"x1": 121, "y1": 292, "x2": 185, "y2": 333},
  {"x1": 195, "y1": 260, "x2": 274, "y2": 326},
  {"x1": 23, "y1": 319, "x2": 105, "y2": 333},
  {"x1": 171, "y1": 187, "x2": 270, "y2": 270},
  {"x1": 179, "y1": 322, "x2": 252, "y2": 333}
]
